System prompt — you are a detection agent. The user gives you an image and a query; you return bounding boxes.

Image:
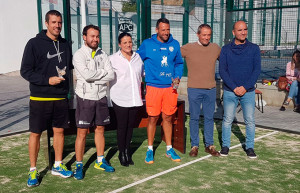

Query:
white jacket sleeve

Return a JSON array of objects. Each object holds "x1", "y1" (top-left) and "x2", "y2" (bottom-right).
[
  {"x1": 73, "y1": 51, "x2": 108, "y2": 82},
  {"x1": 94, "y1": 54, "x2": 115, "y2": 85}
]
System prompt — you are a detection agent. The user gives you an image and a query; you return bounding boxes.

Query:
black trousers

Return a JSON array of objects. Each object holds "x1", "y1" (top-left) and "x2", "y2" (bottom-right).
[{"x1": 112, "y1": 101, "x2": 139, "y2": 152}]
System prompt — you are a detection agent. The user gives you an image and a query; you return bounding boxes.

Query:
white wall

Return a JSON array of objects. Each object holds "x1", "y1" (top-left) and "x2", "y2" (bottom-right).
[{"x1": 0, "y1": 0, "x2": 38, "y2": 74}]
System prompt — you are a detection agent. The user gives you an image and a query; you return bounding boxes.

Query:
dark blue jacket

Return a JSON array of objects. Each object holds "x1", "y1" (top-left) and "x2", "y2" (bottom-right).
[
  {"x1": 137, "y1": 34, "x2": 183, "y2": 88},
  {"x1": 219, "y1": 39, "x2": 261, "y2": 92},
  {"x1": 20, "y1": 30, "x2": 73, "y2": 98}
]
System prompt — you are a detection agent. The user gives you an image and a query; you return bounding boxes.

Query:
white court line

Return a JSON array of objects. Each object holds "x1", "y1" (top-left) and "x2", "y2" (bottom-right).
[{"x1": 109, "y1": 130, "x2": 279, "y2": 193}]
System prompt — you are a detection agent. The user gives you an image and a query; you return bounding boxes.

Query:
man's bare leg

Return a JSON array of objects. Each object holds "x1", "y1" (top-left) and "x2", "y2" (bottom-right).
[
  {"x1": 52, "y1": 127, "x2": 64, "y2": 162},
  {"x1": 147, "y1": 116, "x2": 159, "y2": 146},
  {"x1": 94, "y1": 126, "x2": 105, "y2": 157},
  {"x1": 75, "y1": 128, "x2": 88, "y2": 162},
  {"x1": 162, "y1": 113, "x2": 173, "y2": 146},
  {"x1": 29, "y1": 132, "x2": 41, "y2": 167}
]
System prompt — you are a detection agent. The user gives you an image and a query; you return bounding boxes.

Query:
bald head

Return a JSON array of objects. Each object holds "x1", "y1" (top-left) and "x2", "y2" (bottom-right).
[
  {"x1": 232, "y1": 21, "x2": 248, "y2": 45},
  {"x1": 233, "y1": 20, "x2": 247, "y2": 30}
]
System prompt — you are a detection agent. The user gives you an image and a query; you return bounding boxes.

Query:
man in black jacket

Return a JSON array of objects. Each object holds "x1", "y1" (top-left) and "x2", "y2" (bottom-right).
[{"x1": 21, "y1": 10, "x2": 73, "y2": 187}]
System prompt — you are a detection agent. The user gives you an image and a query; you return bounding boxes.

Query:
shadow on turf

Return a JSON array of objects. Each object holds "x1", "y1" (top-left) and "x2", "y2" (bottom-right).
[
  {"x1": 215, "y1": 120, "x2": 246, "y2": 150},
  {"x1": 196, "y1": 120, "x2": 246, "y2": 151},
  {"x1": 47, "y1": 126, "x2": 161, "y2": 174}
]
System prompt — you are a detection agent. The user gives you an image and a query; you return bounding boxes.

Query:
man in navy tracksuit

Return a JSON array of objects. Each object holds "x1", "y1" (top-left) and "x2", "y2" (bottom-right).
[
  {"x1": 137, "y1": 18, "x2": 183, "y2": 164},
  {"x1": 219, "y1": 20, "x2": 261, "y2": 158}
]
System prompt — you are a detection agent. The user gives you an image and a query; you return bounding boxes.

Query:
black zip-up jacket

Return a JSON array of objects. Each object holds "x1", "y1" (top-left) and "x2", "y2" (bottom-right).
[{"x1": 20, "y1": 30, "x2": 73, "y2": 98}]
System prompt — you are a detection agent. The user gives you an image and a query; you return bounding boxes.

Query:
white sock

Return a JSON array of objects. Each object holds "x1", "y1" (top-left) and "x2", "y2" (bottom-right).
[
  {"x1": 76, "y1": 161, "x2": 83, "y2": 165},
  {"x1": 148, "y1": 146, "x2": 153, "y2": 151},
  {"x1": 97, "y1": 155, "x2": 104, "y2": 163},
  {"x1": 30, "y1": 167, "x2": 36, "y2": 171},
  {"x1": 54, "y1": 161, "x2": 62, "y2": 167},
  {"x1": 167, "y1": 145, "x2": 172, "y2": 151}
]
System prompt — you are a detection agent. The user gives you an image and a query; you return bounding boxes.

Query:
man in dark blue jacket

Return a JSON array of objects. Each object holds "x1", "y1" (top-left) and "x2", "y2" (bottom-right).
[
  {"x1": 21, "y1": 10, "x2": 73, "y2": 187},
  {"x1": 219, "y1": 20, "x2": 261, "y2": 158}
]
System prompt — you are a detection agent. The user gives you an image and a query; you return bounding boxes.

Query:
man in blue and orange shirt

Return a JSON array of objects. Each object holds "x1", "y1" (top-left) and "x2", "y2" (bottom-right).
[{"x1": 137, "y1": 18, "x2": 183, "y2": 164}]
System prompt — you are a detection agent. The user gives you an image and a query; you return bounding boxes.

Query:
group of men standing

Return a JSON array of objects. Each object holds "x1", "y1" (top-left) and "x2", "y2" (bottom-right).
[
  {"x1": 21, "y1": 10, "x2": 260, "y2": 188},
  {"x1": 182, "y1": 21, "x2": 261, "y2": 158}
]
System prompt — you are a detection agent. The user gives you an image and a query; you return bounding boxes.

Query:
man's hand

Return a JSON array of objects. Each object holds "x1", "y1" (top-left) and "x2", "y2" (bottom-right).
[
  {"x1": 49, "y1": 76, "x2": 65, "y2": 85},
  {"x1": 237, "y1": 86, "x2": 246, "y2": 96},
  {"x1": 233, "y1": 86, "x2": 246, "y2": 96},
  {"x1": 172, "y1": 77, "x2": 180, "y2": 89}
]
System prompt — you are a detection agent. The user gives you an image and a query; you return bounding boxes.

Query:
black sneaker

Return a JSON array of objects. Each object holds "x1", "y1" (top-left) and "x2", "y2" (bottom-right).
[
  {"x1": 220, "y1": 147, "x2": 229, "y2": 156},
  {"x1": 246, "y1": 148, "x2": 257, "y2": 159},
  {"x1": 279, "y1": 106, "x2": 286, "y2": 111}
]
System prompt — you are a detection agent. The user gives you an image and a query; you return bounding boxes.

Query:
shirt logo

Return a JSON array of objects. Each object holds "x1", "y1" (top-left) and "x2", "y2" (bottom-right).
[
  {"x1": 47, "y1": 51, "x2": 64, "y2": 59},
  {"x1": 78, "y1": 120, "x2": 90, "y2": 125},
  {"x1": 169, "y1": 46, "x2": 174, "y2": 52},
  {"x1": 161, "y1": 56, "x2": 168, "y2": 67},
  {"x1": 103, "y1": 116, "x2": 110, "y2": 123}
]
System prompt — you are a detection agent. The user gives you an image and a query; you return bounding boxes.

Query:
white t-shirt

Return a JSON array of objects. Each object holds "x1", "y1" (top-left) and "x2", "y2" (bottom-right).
[{"x1": 109, "y1": 50, "x2": 144, "y2": 107}]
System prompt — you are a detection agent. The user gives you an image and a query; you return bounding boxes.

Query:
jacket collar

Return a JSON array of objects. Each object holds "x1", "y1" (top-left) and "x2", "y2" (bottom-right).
[{"x1": 82, "y1": 44, "x2": 101, "y2": 56}]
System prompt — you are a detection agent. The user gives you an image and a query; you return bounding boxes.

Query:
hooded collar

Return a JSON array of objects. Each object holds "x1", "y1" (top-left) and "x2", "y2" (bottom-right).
[
  {"x1": 230, "y1": 38, "x2": 249, "y2": 55},
  {"x1": 82, "y1": 44, "x2": 101, "y2": 56},
  {"x1": 151, "y1": 34, "x2": 174, "y2": 45},
  {"x1": 36, "y1": 30, "x2": 63, "y2": 42}
]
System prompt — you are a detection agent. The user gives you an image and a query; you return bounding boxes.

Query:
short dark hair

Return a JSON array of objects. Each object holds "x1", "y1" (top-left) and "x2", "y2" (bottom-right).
[
  {"x1": 197, "y1": 24, "x2": 211, "y2": 34},
  {"x1": 45, "y1": 10, "x2": 62, "y2": 23},
  {"x1": 118, "y1": 32, "x2": 132, "y2": 44},
  {"x1": 156, "y1": 18, "x2": 170, "y2": 28},
  {"x1": 82, "y1": 25, "x2": 100, "y2": 36}
]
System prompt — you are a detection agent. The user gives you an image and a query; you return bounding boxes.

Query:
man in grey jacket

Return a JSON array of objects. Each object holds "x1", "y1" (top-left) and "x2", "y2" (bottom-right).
[{"x1": 72, "y1": 25, "x2": 115, "y2": 180}]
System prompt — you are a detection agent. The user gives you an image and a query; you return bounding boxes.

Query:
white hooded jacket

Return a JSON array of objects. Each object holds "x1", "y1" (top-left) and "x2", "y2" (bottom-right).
[{"x1": 73, "y1": 45, "x2": 114, "y2": 100}]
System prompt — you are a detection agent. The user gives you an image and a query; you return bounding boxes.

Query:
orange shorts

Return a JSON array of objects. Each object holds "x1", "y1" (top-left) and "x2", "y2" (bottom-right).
[{"x1": 145, "y1": 85, "x2": 178, "y2": 116}]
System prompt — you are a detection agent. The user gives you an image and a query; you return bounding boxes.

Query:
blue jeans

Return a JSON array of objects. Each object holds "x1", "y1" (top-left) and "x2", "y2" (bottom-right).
[
  {"x1": 298, "y1": 81, "x2": 300, "y2": 104},
  {"x1": 188, "y1": 88, "x2": 216, "y2": 148},
  {"x1": 288, "y1": 80, "x2": 299, "y2": 105},
  {"x1": 222, "y1": 90, "x2": 255, "y2": 149}
]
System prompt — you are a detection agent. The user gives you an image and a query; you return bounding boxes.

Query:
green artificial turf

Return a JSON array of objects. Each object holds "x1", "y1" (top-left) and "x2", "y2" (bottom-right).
[{"x1": 0, "y1": 118, "x2": 299, "y2": 193}]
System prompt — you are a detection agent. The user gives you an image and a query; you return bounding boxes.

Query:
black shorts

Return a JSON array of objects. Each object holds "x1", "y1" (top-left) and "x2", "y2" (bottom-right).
[
  {"x1": 29, "y1": 99, "x2": 69, "y2": 134},
  {"x1": 75, "y1": 95, "x2": 110, "y2": 128}
]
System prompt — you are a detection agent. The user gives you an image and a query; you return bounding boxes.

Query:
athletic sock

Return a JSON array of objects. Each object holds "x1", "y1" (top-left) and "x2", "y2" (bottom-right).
[
  {"x1": 30, "y1": 167, "x2": 37, "y2": 171},
  {"x1": 76, "y1": 161, "x2": 83, "y2": 165},
  {"x1": 166, "y1": 145, "x2": 172, "y2": 151},
  {"x1": 148, "y1": 146, "x2": 153, "y2": 151},
  {"x1": 97, "y1": 155, "x2": 104, "y2": 163},
  {"x1": 54, "y1": 161, "x2": 62, "y2": 168}
]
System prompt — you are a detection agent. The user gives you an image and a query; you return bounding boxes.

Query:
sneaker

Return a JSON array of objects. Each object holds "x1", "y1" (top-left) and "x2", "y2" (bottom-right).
[
  {"x1": 220, "y1": 146, "x2": 229, "y2": 156},
  {"x1": 145, "y1": 149, "x2": 154, "y2": 164},
  {"x1": 51, "y1": 163, "x2": 73, "y2": 178},
  {"x1": 166, "y1": 148, "x2": 181, "y2": 162},
  {"x1": 246, "y1": 148, "x2": 257, "y2": 159},
  {"x1": 73, "y1": 163, "x2": 83, "y2": 180},
  {"x1": 94, "y1": 158, "x2": 115, "y2": 172},
  {"x1": 279, "y1": 106, "x2": 286, "y2": 111},
  {"x1": 27, "y1": 169, "x2": 39, "y2": 187},
  {"x1": 294, "y1": 105, "x2": 300, "y2": 113}
]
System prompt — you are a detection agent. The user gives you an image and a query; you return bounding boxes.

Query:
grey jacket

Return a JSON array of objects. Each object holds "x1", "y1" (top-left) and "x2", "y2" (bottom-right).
[{"x1": 73, "y1": 45, "x2": 114, "y2": 100}]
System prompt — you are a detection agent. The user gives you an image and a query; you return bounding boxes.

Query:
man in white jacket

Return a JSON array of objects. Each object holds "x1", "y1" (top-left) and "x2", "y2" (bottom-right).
[{"x1": 72, "y1": 25, "x2": 115, "y2": 180}]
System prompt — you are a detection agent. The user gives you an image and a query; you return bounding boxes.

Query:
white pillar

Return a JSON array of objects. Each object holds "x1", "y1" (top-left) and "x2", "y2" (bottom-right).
[{"x1": 81, "y1": 0, "x2": 87, "y2": 33}]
